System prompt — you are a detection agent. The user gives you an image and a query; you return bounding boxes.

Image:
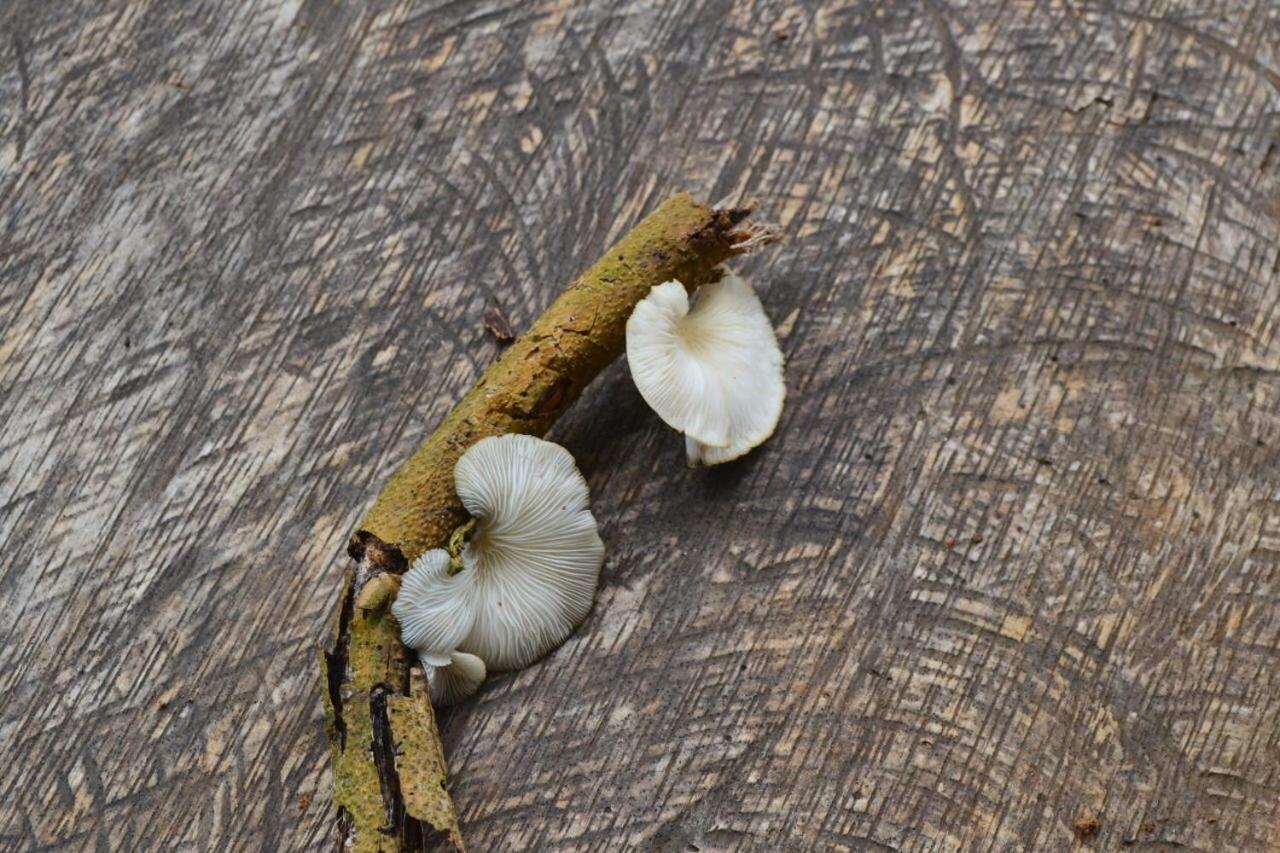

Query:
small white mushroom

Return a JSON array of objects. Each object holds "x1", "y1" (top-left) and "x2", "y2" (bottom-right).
[
  {"x1": 393, "y1": 434, "x2": 605, "y2": 677},
  {"x1": 626, "y1": 272, "x2": 785, "y2": 465},
  {"x1": 393, "y1": 549, "x2": 487, "y2": 705},
  {"x1": 394, "y1": 549, "x2": 478, "y2": 667},
  {"x1": 426, "y1": 651, "x2": 487, "y2": 707}
]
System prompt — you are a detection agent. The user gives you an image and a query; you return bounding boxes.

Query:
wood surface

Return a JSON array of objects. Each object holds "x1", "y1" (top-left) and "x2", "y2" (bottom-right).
[{"x1": 2, "y1": 0, "x2": 1279, "y2": 850}]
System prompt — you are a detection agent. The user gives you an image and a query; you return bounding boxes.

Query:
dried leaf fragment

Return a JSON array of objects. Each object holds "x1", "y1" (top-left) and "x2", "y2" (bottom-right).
[{"x1": 483, "y1": 299, "x2": 515, "y2": 343}]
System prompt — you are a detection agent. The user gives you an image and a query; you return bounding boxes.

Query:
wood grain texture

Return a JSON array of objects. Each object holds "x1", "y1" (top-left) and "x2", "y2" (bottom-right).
[{"x1": 1, "y1": 0, "x2": 1278, "y2": 851}]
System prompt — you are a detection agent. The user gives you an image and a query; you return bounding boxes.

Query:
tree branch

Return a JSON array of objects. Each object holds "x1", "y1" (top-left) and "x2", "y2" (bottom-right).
[{"x1": 320, "y1": 192, "x2": 774, "y2": 851}]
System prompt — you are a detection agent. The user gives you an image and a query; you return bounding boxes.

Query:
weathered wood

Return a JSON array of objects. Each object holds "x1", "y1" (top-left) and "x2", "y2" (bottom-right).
[{"x1": 2, "y1": 0, "x2": 1279, "y2": 851}]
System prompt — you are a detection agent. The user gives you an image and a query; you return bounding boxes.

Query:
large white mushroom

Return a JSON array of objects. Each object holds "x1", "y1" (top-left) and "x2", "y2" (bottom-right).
[
  {"x1": 392, "y1": 434, "x2": 605, "y2": 688},
  {"x1": 625, "y1": 272, "x2": 785, "y2": 465},
  {"x1": 452, "y1": 434, "x2": 604, "y2": 670}
]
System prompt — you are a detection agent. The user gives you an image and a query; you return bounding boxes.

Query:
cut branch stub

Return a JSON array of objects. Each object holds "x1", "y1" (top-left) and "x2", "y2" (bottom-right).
[{"x1": 321, "y1": 192, "x2": 772, "y2": 852}]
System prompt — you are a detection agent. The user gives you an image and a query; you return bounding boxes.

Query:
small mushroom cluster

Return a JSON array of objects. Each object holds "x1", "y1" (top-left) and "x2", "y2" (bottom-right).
[
  {"x1": 393, "y1": 434, "x2": 604, "y2": 704},
  {"x1": 394, "y1": 271, "x2": 785, "y2": 704}
]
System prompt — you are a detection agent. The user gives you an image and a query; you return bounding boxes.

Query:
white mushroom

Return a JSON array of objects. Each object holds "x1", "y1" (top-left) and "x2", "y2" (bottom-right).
[
  {"x1": 393, "y1": 434, "x2": 605, "y2": 676},
  {"x1": 426, "y1": 651, "x2": 487, "y2": 707},
  {"x1": 625, "y1": 272, "x2": 785, "y2": 466},
  {"x1": 393, "y1": 549, "x2": 487, "y2": 705},
  {"x1": 453, "y1": 434, "x2": 604, "y2": 670},
  {"x1": 394, "y1": 549, "x2": 478, "y2": 667}
]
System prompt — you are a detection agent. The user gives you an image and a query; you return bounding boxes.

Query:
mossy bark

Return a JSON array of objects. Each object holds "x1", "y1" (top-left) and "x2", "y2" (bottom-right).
[{"x1": 321, "y1": 193, "x2": 765, "y2": 851}]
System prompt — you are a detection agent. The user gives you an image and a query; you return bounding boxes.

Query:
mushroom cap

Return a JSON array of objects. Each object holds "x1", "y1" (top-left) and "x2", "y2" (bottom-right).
[
  {"x1": 626, "y1": 273, "x2": 785, "y2": 465},
  {"x1": 392, "y1": 549, "x2": 477, "y2": 667},
  {"x1": 390, "y1": 435, "x2": 604, "y2": 673},
  {"x1": 453, "y1": 434, "x2": 605, "y2": 670},
  {"x1": 426, "y1": 651, "x2": 487, "y2": 706}
]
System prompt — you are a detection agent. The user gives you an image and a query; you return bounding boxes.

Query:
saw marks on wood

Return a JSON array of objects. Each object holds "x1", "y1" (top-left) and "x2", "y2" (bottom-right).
[{"x1": 1, "y1": 0, "x2": 1278, "y2": 849}]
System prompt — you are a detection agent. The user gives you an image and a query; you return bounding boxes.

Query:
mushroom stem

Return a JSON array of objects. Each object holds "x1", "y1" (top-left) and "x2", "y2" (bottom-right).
[{"x1": 321, "y1": 192, "x2": 776, "y2": 852}]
